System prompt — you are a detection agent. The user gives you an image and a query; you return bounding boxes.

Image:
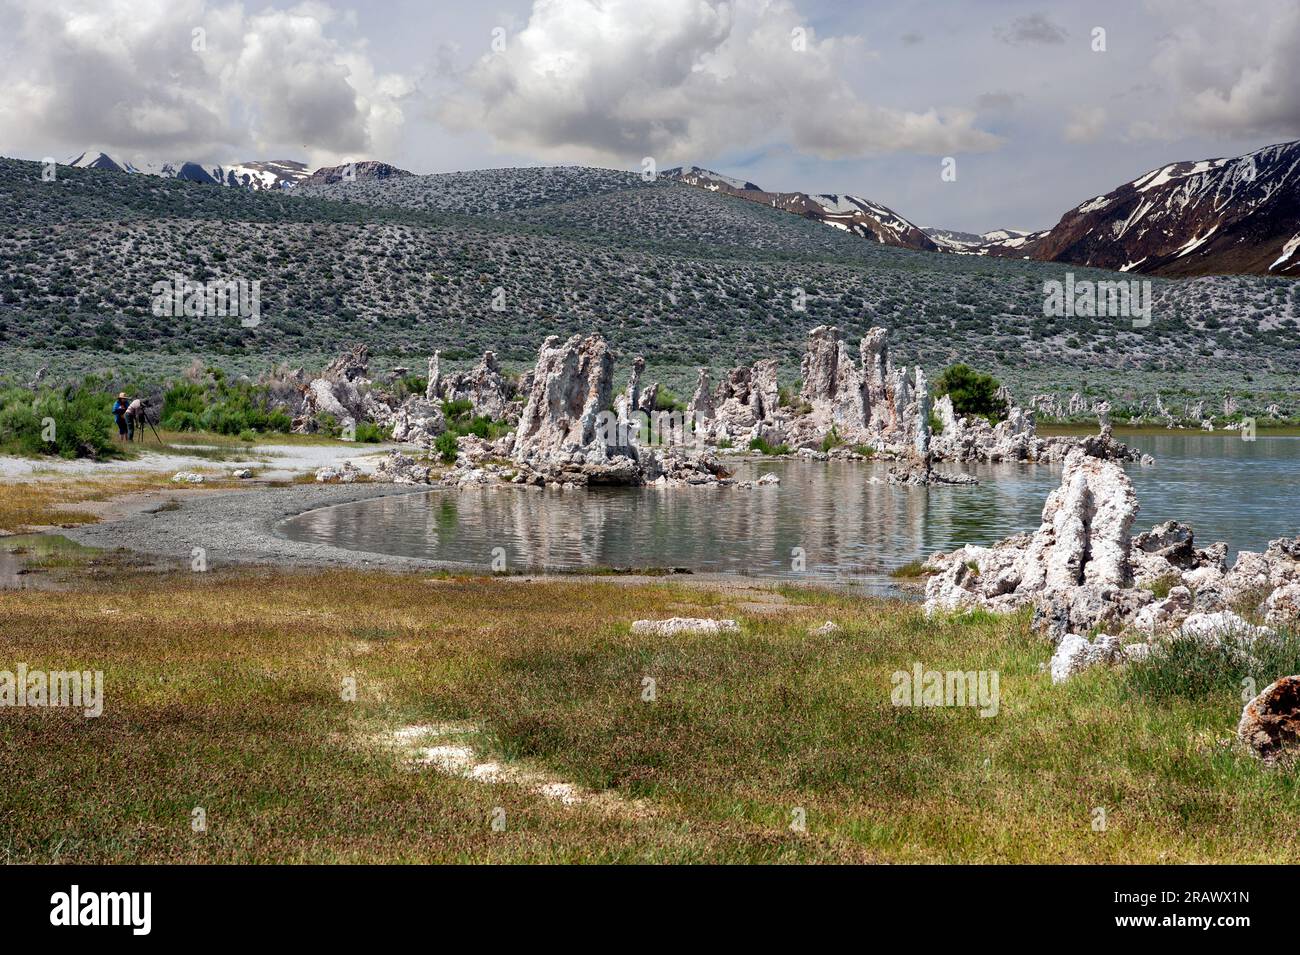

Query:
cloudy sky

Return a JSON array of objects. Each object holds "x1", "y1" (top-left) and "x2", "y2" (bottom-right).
[{"x1": 1, "y1": 0, "x2": 1296, "y2": 232}]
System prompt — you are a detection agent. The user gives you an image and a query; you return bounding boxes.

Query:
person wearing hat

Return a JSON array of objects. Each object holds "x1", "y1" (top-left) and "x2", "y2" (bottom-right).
[{"x1": 112, "y1": 392, "x2": 130, "y2": 441}]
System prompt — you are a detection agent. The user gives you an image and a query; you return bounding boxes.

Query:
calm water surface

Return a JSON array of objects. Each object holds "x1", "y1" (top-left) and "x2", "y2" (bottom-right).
[{"x1": 278, "y1": 435, "x2": 1300, "y2": 594}]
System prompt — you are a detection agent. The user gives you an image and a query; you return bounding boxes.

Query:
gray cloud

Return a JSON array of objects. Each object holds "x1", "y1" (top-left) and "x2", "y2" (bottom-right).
[
  {"x1": 1150, "y1": 0, "x2": 1300, "y2": 139},
  {"x1": 975, "y1": 91, "x2": 1023, "y2": 113},
  {"x1": 1064, "y1": 106, "x2": 1107, "y2": 143},
  {"x1": 996, "y1": 13, "x2": 1067, "y2": 46}
]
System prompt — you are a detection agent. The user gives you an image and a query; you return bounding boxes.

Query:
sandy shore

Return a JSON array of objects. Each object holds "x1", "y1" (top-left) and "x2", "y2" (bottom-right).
[
  {"x1": 0, "y1": 442, "x2": 400, "y2": 482},
  {"x1": 62, "y1": 482, "x2": 464, "y2": 572}
]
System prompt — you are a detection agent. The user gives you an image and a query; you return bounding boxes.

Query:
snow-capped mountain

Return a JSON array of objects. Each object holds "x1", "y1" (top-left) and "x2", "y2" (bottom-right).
[
  {"x1": 924, "y1": 227, "x2": 1029, "y2": 250},
  {"x1": 664, "y1": 165, "x2": 762, "y2": 193},
  {"x1": 64, "y1": 149, "x2": 310, "y2": 190},
  {"x1": 66, "y1": 149, "x2": 135, "y2": 173},
  {"x1": 295, "y1": 161, "x2": 413, "y2": 188},
  {"x1": 662, "y1": 166, "x2": 937, "y2": 251},
  {"x1": 221, "y1": 160, "x2": 311, "y2": 190},
  {"x1": 980, "y1": 140, "x2": 1300, "y2": 276},
  {"x1": 62, "y1": 144, "x2": 1300, "y2": 276}
]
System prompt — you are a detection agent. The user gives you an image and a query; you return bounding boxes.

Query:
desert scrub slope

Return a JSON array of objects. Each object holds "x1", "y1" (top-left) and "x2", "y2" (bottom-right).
[
  {"x1": 3, "y1": 157, "x2": 1299, "y2": 399},
  {"x1": 1, "y1": 566, "x2": 1296, "y2": 863}
]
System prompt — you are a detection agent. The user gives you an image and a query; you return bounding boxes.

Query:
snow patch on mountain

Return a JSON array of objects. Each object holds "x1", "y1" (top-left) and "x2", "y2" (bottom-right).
[
  {"x1": 1270, "y1": 233, "x2": 1300, "y2": 271},
  {"x1": 664, "y1": 166, "x2": 937, "y2": 252},
  {"x1": 666, "y1": 165, "x2": 761, "y2": 192},
  {"x1": 980, "y1": 229, "x2": 1030, "y2": 242},
  {"x1": 62, "y1": 149, "x2": 309, "y2": 190}
]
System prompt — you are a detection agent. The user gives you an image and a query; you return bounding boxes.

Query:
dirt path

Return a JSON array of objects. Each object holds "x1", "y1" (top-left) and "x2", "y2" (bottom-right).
[
  {"x1": 378, "y1": 724, "x2": 650, "y2": 817},
  {"x1": 0, "y1": 442, "x2": 400, "y2": 482}
]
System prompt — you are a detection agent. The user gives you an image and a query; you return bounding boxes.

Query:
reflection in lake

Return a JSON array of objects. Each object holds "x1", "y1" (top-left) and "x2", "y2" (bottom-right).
[{"x1": 278, "y1": 435, "x2": 1300, "y2": 595}]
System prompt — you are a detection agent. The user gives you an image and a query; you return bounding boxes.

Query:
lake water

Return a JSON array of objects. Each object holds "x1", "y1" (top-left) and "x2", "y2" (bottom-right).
[{"x1": 278, "y1": 435, "x2": 1300, "y2": 594}]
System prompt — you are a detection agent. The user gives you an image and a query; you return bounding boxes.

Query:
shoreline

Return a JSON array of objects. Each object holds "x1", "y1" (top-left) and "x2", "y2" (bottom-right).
[
  {"x1": 6, "y1": 425, "x2": 1292, "y2": 586},
  {"x1": 54, "y1": 479, "x2": 870, "y2": 597},
  {"x1": 63, "y1": 481, "x2": 471, "y2": 573}
]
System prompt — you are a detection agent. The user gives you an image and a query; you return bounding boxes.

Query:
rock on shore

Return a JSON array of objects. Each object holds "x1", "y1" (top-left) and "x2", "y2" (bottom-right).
[
  {"x1": 924, "y1": 445, "x2": 1300, "y2": 642},
  {"x1": 510, "y1": 333, "x2": 728, "y2": 487},
  {"x1": 1239, "y1": 676, "x2": 1300, "y2": 762}
]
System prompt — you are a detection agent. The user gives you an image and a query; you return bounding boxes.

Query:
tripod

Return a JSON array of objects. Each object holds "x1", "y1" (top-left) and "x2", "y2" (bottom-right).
[{"x1": 131, "y1": 407, "x2": 163, "y2": 443}]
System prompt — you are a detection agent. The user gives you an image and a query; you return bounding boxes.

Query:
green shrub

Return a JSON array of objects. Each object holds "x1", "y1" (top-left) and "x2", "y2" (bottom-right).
[
  {"x1": 238, "y1": 429, "x2": 256, "y2": 443},
  {"x1": 160, "y1": 377, "x2": 294, "y2": 436},
  {"x1": 934, "y1": 364, "x2": 1008, "y2": 425},
  {"x1": 354, "y1": 422, "x2": 388, "y2": 443},
  {"x1": 820, "y1": 426, "x2": 844, "y2": 452},
  {"x1": 778, "y1": 386, "x2": 812, "y2": 415},
  {"x1": 165, "y1": 410, "x2": 203, "y2": 432},
  {"x1": 0, "y1": 385, "x2": 121, "y2": 460},
  {"x1": 434, "y1": 430, "x2": 459, "y2": 463},
  {"x1": 1143, "y1": 573, "x2": 1182, "y2": 600},
  {"x1": 441, "y1": 398, "x2": 473, "y2": 420},
  {"x1": 266, "y1": 408, "x2": 293, "y2": 432},
  {"x1": 748, "y1": 437, "x2": 791, "y2": 456},
  {"x1": 160, "y1": 382, "x2": 205, "y2": 425},
  {"x1": 395, "y1": 374, "x2": 427, "y2": 399},
  {"x1": 441, "y1": 399, "x2": 508, "y2": 441},
  {"x1": 654, "y1": 387, "x2": 686, "y2": 413}
]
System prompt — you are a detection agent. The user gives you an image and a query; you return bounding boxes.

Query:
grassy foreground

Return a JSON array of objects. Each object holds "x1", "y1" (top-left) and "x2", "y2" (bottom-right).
[{"x1": 2, "y1": 559, "x2": 1298, "y2": 864}]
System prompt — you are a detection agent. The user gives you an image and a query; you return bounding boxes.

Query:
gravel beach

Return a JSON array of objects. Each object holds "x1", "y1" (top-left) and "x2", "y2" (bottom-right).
[{"x1": 63, "y1": 482, "x2": 461, "y2": 572}]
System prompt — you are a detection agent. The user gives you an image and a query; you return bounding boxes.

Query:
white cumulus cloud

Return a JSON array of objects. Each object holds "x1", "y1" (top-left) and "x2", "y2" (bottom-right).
[
  {"x1": 1064, "y1": 106, "x2": 1107, "y2": 144},
  {"x1": 0, "y1": 0, "x2": 412, "y2": 166},
  {"x1": 437, "y1": 0, "x2": 1000, "y2": 164}
]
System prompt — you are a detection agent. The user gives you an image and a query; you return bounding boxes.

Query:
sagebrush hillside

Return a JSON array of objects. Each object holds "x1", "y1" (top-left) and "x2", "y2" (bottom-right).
[{"x1": 2, "y1": 157, "x2": 1298, "y2": 410}]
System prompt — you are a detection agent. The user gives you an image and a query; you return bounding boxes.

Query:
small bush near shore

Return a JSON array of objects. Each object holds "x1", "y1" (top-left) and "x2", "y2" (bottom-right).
[
  {"x1": 435, "y1": 430, "x2": 459, "y2": 463},
  {"x1": 441, "y1": 398, "x2": 509, "y2": 441},
  {"x1": 889, "y1": 559, "x2": 931, "y2": 579},
  {"x1": 934, "y1": 364, "x2": 1009, "y2": 425},
  {"x1": 353, "y1": 421, "x2": 388, "y2": 443},
  {"x1": 0, "y1": 384, "x2": 121, "y2": 460},
  {"x1": 748, "y1": 436, "x2": 791, "y2": 455},
  {"x1": 161, "y1": 379, "x2": 292, "y2": 436}
]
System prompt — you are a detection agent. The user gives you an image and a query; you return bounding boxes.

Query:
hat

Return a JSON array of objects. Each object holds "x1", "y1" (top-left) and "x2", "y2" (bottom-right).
[{"x1": 118, "y1": 392, "x2": 127, "y2": 399}]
